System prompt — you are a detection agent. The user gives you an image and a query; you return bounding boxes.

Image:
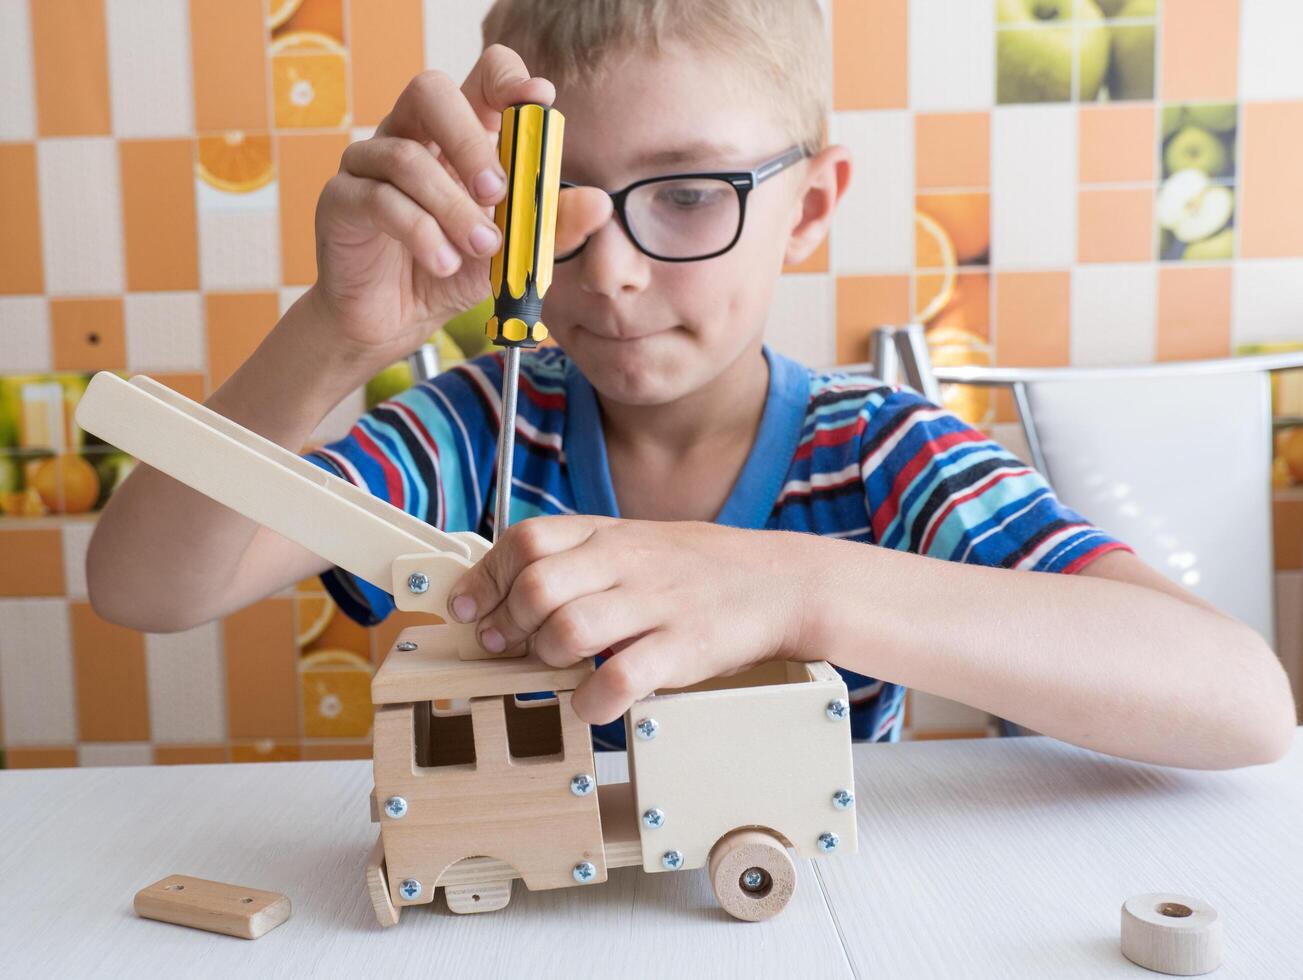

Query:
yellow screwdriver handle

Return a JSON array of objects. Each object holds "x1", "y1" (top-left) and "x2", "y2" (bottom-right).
[{"x1": 486, "y1": 103, "x2": 565, "y2": 348}]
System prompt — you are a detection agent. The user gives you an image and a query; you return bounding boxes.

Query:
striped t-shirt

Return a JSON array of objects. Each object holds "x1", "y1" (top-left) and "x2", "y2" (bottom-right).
[{"x1": 303, "y1": 344, "x2": 1129, "y2": 748}]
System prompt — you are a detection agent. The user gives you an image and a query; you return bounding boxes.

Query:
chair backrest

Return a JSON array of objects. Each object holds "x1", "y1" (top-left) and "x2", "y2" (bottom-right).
[{"x1": 1022, "y1": 369, "x2": 1275, "y2": 643}]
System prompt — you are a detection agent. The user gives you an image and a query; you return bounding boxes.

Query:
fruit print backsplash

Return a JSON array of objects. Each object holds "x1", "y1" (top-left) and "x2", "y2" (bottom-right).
[{"x1": 3, "y1": 0, "x2": 1303, "y2": 768}]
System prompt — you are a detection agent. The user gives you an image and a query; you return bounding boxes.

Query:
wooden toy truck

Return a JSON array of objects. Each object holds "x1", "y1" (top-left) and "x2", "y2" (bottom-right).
[{"x1": 74, "y1": 372, "x2": 859, "y2": 924}]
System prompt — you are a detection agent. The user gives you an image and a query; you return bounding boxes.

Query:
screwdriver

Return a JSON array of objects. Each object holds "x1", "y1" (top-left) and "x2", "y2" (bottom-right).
[{"x1": 485, "y1": 102, "x2": 565, "y2": 542}]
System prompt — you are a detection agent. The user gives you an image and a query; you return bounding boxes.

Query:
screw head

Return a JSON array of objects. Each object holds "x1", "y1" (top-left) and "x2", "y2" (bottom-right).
[
  {"x1": 661, "y1": 850, "x2": 684, "y2": 871},
  {"x1": 573, "y1": 861, "x2": 597, "y2": 883},
  {"x1": 395, "y1": 640, "x2": 417, "y2": 652},
  {"x1": 825, "y1": 698, "x2": 849, "y2": 722},
  {"x1": 831, "y1": 789, "x2": 854, "y2": 810},
  {"x1": 817, "y1": 831, "x2": 840, "y2": 853},
  {"x1": 406, "y1": 572, "x2": 429, "y2": 595},
  {"x1": 570, "y1": 774, "x2": 595, "y2": 796},
  {"x1": 634, "y1": 717, "x2": 659, "y2": 740},
  {"x1": 741, "y1": 868, "x2": 767, "y2": 891},
  {"x1": 399, "y1": 878, "x2": 422, "y2": 900},
  {"x1": 642, "y1": 807, "x2": 665, "y2": 830},
  {"x1": 384, "y1": 795, "x2": 408, "y2": 819}
]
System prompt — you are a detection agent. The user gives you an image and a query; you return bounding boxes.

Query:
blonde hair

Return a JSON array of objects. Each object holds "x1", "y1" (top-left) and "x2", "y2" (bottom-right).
[{"x1": 481, "y1": 0, "x2": 829, "y2": 157}]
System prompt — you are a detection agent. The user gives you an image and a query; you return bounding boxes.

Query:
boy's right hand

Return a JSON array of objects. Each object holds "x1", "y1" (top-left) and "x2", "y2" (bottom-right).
[{"x1": 308, "y1": 44, "x2": 611, "y2": 367}]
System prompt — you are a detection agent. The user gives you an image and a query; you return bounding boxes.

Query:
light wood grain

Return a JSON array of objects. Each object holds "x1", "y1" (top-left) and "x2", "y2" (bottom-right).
[
  {"x1": 133, "y1": 874, "x2": 290, "y2": 939},
  {"x1": 2, "y1": 733, "x2": 1300, "y2": 977}
]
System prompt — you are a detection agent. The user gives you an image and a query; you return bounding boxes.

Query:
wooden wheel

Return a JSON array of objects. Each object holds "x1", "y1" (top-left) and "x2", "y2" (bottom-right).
[
  {"x1": 444, "y1": 879, "x2": 513, "y2": 914},
  {"x1": 707, "y1": 829, "x2": 796, "y2": 922},
  {"x1": 365, "y1": 835, "x2": 399, "y2": 927}
]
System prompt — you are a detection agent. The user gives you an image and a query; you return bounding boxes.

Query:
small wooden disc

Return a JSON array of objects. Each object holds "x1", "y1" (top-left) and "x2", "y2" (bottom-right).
[
  {"x1": 1121, "y1": 893, "x2": 1222, "y2": 976},
  {"x1": 706, "y1": 829, "x2": 796, "y2": 922}
]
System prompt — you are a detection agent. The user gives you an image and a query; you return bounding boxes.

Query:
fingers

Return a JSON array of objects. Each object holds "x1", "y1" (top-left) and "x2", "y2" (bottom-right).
[
  {"x1": 461, "y1": 44, "x2": 556, "y2": 131},
  {"x1": 317, "y1": 172, "x2": 463, "y2": 277},
  {"x1": 341, "y1": 137, "x2": 502, "y2": 260},
  {"x1": 475, "y1": 549, "x2": 620, "y2": 656},
  {"x1": 530, "y1": 588, "x2": 663, "y2": 668},
  {"x1": 556, "y1": 186, "x2": 613, "y2": 256},
  {"x1": 571, "y1": 631, "x2": 680, "y2": 725}
]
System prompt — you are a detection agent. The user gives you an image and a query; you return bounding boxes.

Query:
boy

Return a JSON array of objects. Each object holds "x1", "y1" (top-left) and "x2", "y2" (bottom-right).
[{"x1": 88, "y1": 0, "x2": 1294, "y2": 769}]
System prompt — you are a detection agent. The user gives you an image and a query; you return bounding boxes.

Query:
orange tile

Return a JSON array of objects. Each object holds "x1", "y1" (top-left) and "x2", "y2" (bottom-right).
[
  {"x1": 784, "y1": 237, "x2": 829, "y2": 275},
  {"x1": 310, "y1": 599, "x2": 372, "y2": 658},
  {"x1": 0, "y1": 144, "x2": 44, "y2": 294},
  {"x1": 371, "y1": 609, "x2": 442, "y2": 667},
  {"x1": 1275, "y1": 495, "x2": 1303, "y2": 571},
  {"x1": 50, "y1": 298, "x2": 127, "y2": 372},
  {"x1": 1156, "y1": 266, "x2": 1231, "y2": 362},
  {"x1": 231, "y1": 739, "x2": 302, "y2": 762},
  {"x1": 1076, "y1": 188, "x2": 1153, "y2": 263},
  {"x1": 1240, "y1": 102, "x2": 1303, "y2": 259},
  {"x1": 69, "y1": 601, "x2": 149, "y2": 741},
  {"x1": 349, "y1": 0, "x2": 423, "y2": 126},
  {"x1": 1161, "y1": 0, "x2": 1238, "y2": 102},
  {"x1": 204, "y1": 292, "x2": 279, "y2": 390},
  {"x1": 0, "y1": 528, "x2": 65, "y2": 596},
  {"x1": 120, "y1": 140, "x2": 199, "y2": 292},
  {"x1": 4, "y1": 746, "x2": 79, "y2": 768},
  {"x1": 832, "y1": 0, "x2": 908, "y2": 110},
  {"x1": 153, "y1": 744, "x2": 229, "y2": 765},
  {"x1": 147, "y1": 373, "x2": 206, "y2": 403},
  {"x1": 223, "y1": 598, "x2": 298, "y2": 739},
  {"x1": 301, "y1": 740, "x2": 372, "y2": 760},
  {"x1": 277, "y1": 0, "x2": 345, "y2": 41},
  {"x1": 923, "y1": 271, "x2": 990, "y2": 340},
  {"x1": 916, "y1": 192, "x2": 990, "y2": 266},
  {"x1": 190, "y1": 0, "x2": 268, "y2": 131},
  {"x1": 30, "y1": 0, "x2": 111, "y2": 136},
  {"x1": 994, "y1": 271, "x2": 1071, "y2": 367},
  {"x1": 915, "y1": 113, "x2": 990, "y2": 190},
  {"x1": 1078, "y1": 105, "x2": 1156, "y2": 184},
  {"x1": 834, "y1": 274, "x2": 911, "y2": 367},
  {"x1": 277, "y1": 133, "x2": 351, "y2": 285}
]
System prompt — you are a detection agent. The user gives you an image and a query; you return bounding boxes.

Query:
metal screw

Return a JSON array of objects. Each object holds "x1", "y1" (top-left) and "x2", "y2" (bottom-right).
[
  {"x1": 741, "y1": 868, "x2": 766, "y2": 891},
  {"x1": 384, "y1": 795, "x2": 408, "y2": 819},
  {"x1": 825, "y1": 698, "x2": 849, "y2": 722},
  {"x1": 817, "y1": 831, "x2": 840, "y2": 853},
  {"x1": 642, "y1": 807, "x2": 665, "y2": 830},
  {"x1": 634, "y1": 717, "x2": 659, "y2": 740},
  {"x1": 661, "y1": 850, "x2": 683, "y2": 870},
  {"x1": 570, "y1": 774, "x2": 595, "y2": 796},
  {"x1": 399, "y1": 878, "x2": 422, "y2": 900},
  {"x1": 832, "y1": 789, "x2": 854, "y2": 810},
  {"x1": 395, "y1": 640, "x2": 417, "y2": 652},
  {"x1": 407, "y1": 572, "x2": 429, "y2": 595},
  {"x1": 572, "y1": 861, "x2": 597, "y2": 883}
]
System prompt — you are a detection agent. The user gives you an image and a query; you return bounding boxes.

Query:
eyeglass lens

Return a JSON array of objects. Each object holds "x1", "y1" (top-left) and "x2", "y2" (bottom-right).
[{"x1": 558, "y1": 177, "x2": 742, "y2": 261}]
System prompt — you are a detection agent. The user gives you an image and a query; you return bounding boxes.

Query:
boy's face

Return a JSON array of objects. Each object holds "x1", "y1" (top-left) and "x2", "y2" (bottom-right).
[{"x1": 548, "y1": 42, "x2": 837, "y2": 408}]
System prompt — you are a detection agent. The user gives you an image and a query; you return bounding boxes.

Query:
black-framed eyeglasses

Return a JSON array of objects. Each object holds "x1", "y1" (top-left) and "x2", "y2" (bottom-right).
[{"x1": 555, "y1": 144, "x2": 811, "y2": 263}]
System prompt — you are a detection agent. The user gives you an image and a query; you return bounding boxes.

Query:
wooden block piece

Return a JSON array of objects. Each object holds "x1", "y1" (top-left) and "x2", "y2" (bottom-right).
[
  {"x1": 707, "y1": 829, "x2": 796, "y2": 923},
  {"x1": 133, "y1": 874, "x2": 291, "y2": 939},
  {"x1": 365, "y1": 837, "x2": 399, "y2": 928},
  {"x1": 444, "y1": 877, "x2": 512, "y2": 914},
  {"x1": 1121, "y1": 893, "x2": 1222, "y2": 976}
]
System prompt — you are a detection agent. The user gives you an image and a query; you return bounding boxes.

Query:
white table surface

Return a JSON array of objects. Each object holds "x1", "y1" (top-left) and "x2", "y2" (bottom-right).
[{"x1": 2, "y1": 730, "x2": 1300, "y2": 979}]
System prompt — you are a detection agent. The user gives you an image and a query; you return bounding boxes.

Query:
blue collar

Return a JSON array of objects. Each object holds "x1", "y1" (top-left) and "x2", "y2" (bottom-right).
[{"x1": 563, "y1": 344, "x2": 810, "y2": 529}]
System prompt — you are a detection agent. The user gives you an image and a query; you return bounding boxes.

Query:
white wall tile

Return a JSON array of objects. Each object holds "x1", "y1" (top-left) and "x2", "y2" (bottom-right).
[
  {"x1": 350, "y1": 126, "x2": 376, "y2": 144},
  {"x1": 78, "y1": 742, "x2": 153, "y2": 766},
  {"x1": 105, "y1": 0, "x2": 194, "y2": 137},
  {"x1": 909, "y1": 0, "x2": 995, "y2": 110},
  {"x1": 765, "y1": 273, "x2": 836, "y2": 368},
  {"x1": 197, "y1": 182, "x2": 281, "y2": 291},
  {"x1": 144, "y1": 622, "x2": 226, "y2": 744},
  {"x1": 830, "y1": 110, "x2": 913, "y2": 274},
  {"x1": 1070, "y1": 264, "x2": 1157, "y2": 365},
  {"x1": 279, "y1": 286, "x2": 309, "y2": 317},
  {"x1": 424, "y1": 0, "x2": 494, "y2": 78},
  {"x1": 60, "y1": 519, "x2": 95, "y2": 600},
  {"x1": 1239, "y1": 0, "x2": 1303, "y2": 100},
  {"x1": 0, "y1": 0, "x2": 36, "y2": 140},
  {"x1": 0, "y1": 599, "x2": 76, "y2": 745},
  {"x1": 37, "y1": 138, "x2": 125, "y2": 295},
  {"x1": 0, "y1": 296, "x2": 51, "y2": 372},
  {"x1": 1232, "y1": 259, "x2": 1303, "y2": 347},
  {"x1": 124, "y1": 292, "x2": 204, "y2": 372},
  {"x1": 992, "y1": 105, "x2": 1076, "y2": 268}
]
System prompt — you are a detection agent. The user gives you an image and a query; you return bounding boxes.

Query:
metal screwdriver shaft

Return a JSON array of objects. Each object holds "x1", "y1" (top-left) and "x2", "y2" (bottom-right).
[{"x1": 485, "y1": 103, "x2": 565, "y2": 542}]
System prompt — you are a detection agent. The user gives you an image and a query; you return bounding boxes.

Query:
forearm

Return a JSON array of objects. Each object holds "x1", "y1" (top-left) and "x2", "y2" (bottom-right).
[
  {"x1": 87, "y1": 289, "x2": 382, "y2": 631},
  {"x1": 798, "y1": 536, "x2": 1296, "y2": 770}
]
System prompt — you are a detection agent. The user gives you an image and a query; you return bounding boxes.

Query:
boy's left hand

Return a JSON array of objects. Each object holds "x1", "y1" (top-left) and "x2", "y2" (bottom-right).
[{"x1": 446, "y1": 516, "x2": 819, "y2": 723}]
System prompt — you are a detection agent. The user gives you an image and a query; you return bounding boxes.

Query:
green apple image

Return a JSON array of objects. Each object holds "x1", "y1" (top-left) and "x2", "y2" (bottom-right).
[
  {"x1": 1095, "y1": 0, "x2": 1129, "y2": 14},
  {"x1": 1162, "y1": 106, "x2": 1186, "y2": 139},
  {"x1": 1185, "y1": 103, "x2": 1237, "y2": 133},
  {"x1": 1157, "y1": 169, "x2": 1234, "y2": 244},
  {"x1": 1106, "y1": 0, "x2": 1155, "y2": 100},
  {"x1": 1164, "y1": 125, "x2": 1230, "y2": 178},
  {"x1": 365, "y1": 360, "x2": 414, "y2": 410},
  {"x1": 440, "y1": 295, "x2": 495, "y2": 358},
  {"x1": 1183, "y1": 227, "x2": 1234, "y2": 261},
  {"x1": 997, "y1": 0, "x2": 1110, "y2": 103},
  {"x1": 0, "y1": 455, "x2": 18, "y2": 495}
]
